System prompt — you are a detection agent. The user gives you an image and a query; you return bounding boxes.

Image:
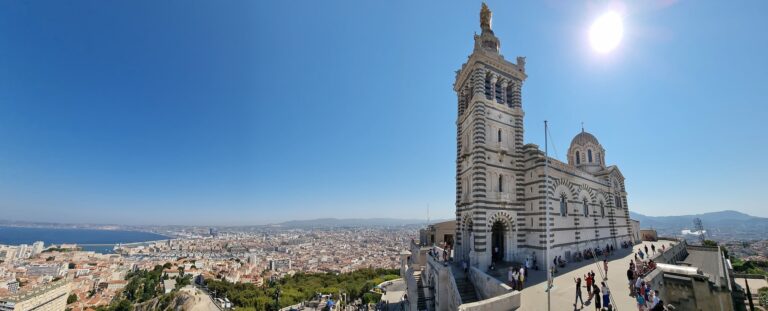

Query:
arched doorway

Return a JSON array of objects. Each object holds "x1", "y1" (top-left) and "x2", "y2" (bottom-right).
[
  {"x1": 491, "y1": 220, "x2": 506, "y2": 263},
  {"x1": 460, "y1": 217, "x2": 474, "y2": 263}
]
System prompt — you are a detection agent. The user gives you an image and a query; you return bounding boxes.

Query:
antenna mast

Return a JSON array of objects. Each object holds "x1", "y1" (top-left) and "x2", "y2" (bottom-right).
[
  {"x1": 544, "y1": 120, "x2": 552, "y2": 311},
  {"x1": 693, "y1": 217, "x2": 706, "y2": 244}
]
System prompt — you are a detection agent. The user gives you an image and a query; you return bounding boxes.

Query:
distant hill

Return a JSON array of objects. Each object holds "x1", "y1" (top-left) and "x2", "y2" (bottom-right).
[
  {"x1": 272, "y1": 218, "x2": 451, "y2": 228},
  {"x1": 629, "y1": 210, "x2": 768, "y2": 241}
]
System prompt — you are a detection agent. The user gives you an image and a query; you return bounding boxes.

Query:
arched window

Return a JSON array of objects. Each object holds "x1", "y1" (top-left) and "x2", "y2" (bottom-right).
[
  {"x1": 560, "y1": 195, "x2": 567, "y2": 216},
  {"x1": 484, "y1": 76, "x2": 492, "y2": 100},
  {"x1": 588, "y1": 149, "x2": 593, "y2": 163},
  {"x1": 498, "y1": 129, "x2": 502, "y2": 143},
  {"x1": 614, "y1": 195, "x2": 622, "y2": 208},
  {"x1": 495, "y1": 81, "x2": 503, "y2": 103},
  {"x1": 583, "y1": 199, "x2": 589, "y2": 217},
  {"x1": 601, "y1": 203, "x2": 605, "y2": 218},
  {"x1": 498, "y1": 175, "x2": 503, "y2": 192},
  {"x1": 575, "y1": 151, "x2": 581, "y2": 164}
]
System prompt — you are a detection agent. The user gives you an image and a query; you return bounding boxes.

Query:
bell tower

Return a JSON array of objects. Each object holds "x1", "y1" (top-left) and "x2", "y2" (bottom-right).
[{"x1": 453, "y1": 3, "x2": 528, "y2": 269}]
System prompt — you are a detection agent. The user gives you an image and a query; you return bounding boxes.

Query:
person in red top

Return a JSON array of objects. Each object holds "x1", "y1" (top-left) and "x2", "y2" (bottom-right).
[{"x1": 585, "y1": 272, "x2": 594, "y2": 300}]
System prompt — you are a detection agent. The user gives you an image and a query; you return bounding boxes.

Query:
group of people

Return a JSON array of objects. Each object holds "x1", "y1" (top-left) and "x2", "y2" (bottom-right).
[
  {"x1": 507, "y1": 265, "x2": 527, "y2": 290},
  {"x1": 429, "y1": 243, "x2": 453, "y2": 263},
  {"x1": 573, "y1": 273, "x2": 612, "y2": 311},
  {"x1": 626, "y1": 243, "x2": 668, "y2": 310},
  {"x1": 631, "y1": 275, "x2": 664, "y2": 310}
]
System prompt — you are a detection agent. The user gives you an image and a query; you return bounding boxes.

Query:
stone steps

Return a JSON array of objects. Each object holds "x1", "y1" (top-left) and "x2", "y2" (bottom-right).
[{"x1": 453, "y1": 275, "x2": 480, "y2": 304}]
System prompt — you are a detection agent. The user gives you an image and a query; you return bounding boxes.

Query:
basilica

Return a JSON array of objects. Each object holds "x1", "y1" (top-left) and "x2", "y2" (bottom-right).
[{"x1": 452, "y1": 3, "x2": 632, "y2": 270}]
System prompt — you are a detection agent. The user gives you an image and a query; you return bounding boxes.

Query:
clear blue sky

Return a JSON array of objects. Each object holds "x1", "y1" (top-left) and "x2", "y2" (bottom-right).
[{"x1": 1, "y1": 1, "x2": 766, "y2": 225}]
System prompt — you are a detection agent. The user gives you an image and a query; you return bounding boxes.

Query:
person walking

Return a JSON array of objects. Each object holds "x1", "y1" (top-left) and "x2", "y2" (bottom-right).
[
  {"x1": 603, "y1": 259, "x2": 609, "y2": 280},
  {"x1": 627, "y1": 266, "x2": 635, "y2": 293},
  {"x1": 592, "y1": 283, "x2": 602, "y2": 310},
  {"x1": 585, "y1": 273, "x2": 593, "y2": 300},
  {"x1": 508, "y1": 267, "x2": 515, "y2": 288},
  {"x1": 651, "y1": 244, "x2": 656, "y2": 255},
  {"x1": 519, "y1": 265, "x2": 526, "y2": 290},
  {"x1": 462, "y1": 260, "x2": 469, "y2": 280},
  {"x1": 601, "y1": 282, "x2": 611, "y2": 310},
  {"x1": 574, "y1": 277, "x2": 585, "y2": 309}
]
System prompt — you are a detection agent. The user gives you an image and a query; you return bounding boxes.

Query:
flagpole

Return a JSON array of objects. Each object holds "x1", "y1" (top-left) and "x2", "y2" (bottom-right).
[{"x1": 545, "y1": 120, "x2": 551, "y2": 311}]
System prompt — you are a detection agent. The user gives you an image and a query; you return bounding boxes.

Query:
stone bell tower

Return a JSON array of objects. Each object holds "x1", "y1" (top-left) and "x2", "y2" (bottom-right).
[{"x1": 453, "y1": 3, "x2": 528, "y2": 269}]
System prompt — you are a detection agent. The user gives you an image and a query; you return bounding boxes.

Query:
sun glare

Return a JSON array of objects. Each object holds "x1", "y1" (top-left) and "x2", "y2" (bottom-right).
[{"x1": 589, "y1": 11, "x2": 624, "y2": 53}]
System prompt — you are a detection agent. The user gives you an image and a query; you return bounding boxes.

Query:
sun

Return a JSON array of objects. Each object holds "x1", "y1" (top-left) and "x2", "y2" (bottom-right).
[{"x1": 589, "y1": 11, "x2": 624, "y2": 53}]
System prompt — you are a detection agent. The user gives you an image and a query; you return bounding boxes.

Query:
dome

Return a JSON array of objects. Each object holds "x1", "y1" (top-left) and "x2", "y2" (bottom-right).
[
  {"x1": 570, "y1": 131, "x2": 600, "y2": 147},
  {"x1": 567, "y1": 129, "x2": 606, "y2": 172}
]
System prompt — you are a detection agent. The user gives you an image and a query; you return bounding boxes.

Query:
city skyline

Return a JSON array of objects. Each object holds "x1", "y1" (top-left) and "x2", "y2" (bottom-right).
[{"x1": 1, "y1": 1, "x2": 768, "y2": 225}]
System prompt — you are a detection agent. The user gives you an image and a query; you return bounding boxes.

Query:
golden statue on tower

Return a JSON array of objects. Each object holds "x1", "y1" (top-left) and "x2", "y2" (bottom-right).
[{"x1": 480, "y1": 2, "x2": 492, "y2": 31}]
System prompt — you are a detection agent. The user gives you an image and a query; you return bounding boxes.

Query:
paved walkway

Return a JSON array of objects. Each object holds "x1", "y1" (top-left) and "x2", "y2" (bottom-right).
[
  {"x1": 380, "y1": 279, "x2": 407, "y2": 311},
  {"x1": 179, "y1": 286, "x2": 220, "y2": 311},
  {"x1": 511, "y1": 241, "x2": 677, "y2": 310}
]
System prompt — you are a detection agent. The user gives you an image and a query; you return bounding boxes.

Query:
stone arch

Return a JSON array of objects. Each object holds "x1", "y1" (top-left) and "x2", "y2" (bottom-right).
[
  {"x1": 458, "y1": 213, "x2": 474, "y2": 262},
  {"x1": 552, "y1": 178, "x2": 577, "y2": 200},
  {"x1": 487, "y1": 211, "x2": 516, "y2": 262},
  {"x1": 595, "y1": 191, "x2": 608, "y2": 208},
  {"x1": 487, "y1": 211, "x2": 514, "y2": 230},
  {"x1": 576, "y1": 185, "x2": 594, "y2": 203}
]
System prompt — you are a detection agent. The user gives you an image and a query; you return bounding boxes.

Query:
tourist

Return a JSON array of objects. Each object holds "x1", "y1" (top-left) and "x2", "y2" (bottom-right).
[
  {"x1": 592, "y1": 283, "x2": 602, "y2": 310},
  {"x1": 462, "y1": 260, "x2": 468, "y2": 276},
  {"x1": 509, "y1": 267, "x2": 518, "y2": 289},
  {"x1": 601, "y1": 282, "x2": 611, "y2": 310},
  {"x1": 635, "y1": 289, "x2": 646, "y2": 310},
  {"x1": 635, "y1": 276, "x2": 643, "y2": 296},
  {"x1": 603, "y1": 259, "x2": 609, "y2": 279},
  {"x1": 644, "y1": 282, "x2": 651, "y2": 302},
  {"x1": 574, "y1": 277, "x2": 584, "y2": 309},
  {"x1": 639, "y1": 250, "x2": 645, "y2": 260},
  {"x1": 651, "y1": 244, "x2": 656, "y2": 255},
  {"x1": 519, "y1": 265, "x2": 526, "y2": 290},
  {"x1": 627, "y1": 266, "x2": 635, "y2": 293},
  {"x1": 585, "y1": 272, "x2": 593, "y2": 299},
  {"x1": 651, "y1": 299, "x2": 665, "y2": 311},
  {"x1": 442, "y1": 248, "x2": 448, "y2": 261},
  {"x1": 650, "y1": 290, "x2": 661, "y2": 309},
  {"x1": 662, "y1": 244, "x2": 666, "y2": 252}
]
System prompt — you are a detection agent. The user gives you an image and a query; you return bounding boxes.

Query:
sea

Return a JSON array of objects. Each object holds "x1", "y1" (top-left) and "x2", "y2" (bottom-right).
[{"x1": 0, "y1": 226, "x2": 169, "y2": 254}]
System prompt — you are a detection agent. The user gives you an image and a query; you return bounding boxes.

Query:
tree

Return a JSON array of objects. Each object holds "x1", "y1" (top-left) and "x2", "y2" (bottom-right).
[
  {"x1": 760, "y1": 287, "x2": 768, "y2": 307},
  {"x1": 702, "y1": 240, "x2": 718, "y2": 247},
  {"x1": 67, "y1": 294, "x2": 78, "y2": 304}
]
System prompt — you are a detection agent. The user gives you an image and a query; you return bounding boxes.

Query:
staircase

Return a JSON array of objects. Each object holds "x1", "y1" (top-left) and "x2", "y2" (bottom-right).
[
  {"x1": 413, "y1": 271, "x2": 427, "y2": 311},
  {"x1": 453, "y1": 273, "x2": 480, "y2": 304}
]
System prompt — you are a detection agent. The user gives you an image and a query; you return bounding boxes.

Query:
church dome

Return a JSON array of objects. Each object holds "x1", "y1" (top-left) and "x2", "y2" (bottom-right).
[
  {"x1": 570, "y1": 131, "x2": 600, "y2": 147},
  {"x1": 567, "y1": 130, "x2": 605, "y2": 172}
]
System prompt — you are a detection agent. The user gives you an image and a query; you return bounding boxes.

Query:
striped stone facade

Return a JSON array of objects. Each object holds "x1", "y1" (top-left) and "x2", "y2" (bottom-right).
[{"x1": 453, "y1": 4, "x2": 631, "y2": 269}]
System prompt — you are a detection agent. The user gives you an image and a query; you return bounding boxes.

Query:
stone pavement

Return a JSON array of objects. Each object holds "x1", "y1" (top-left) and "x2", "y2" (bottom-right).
[
  {"x1": 507, "y1": 241, "x2": 677, "y2": 311},
  {"x1": 380, "y1": 279, "x2": 407, "y2": 311}
]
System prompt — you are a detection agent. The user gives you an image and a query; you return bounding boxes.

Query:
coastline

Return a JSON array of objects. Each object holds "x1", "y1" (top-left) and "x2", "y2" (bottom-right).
[{"x1": 0, "y1": 226, "x2": 172, "y2": 251}]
